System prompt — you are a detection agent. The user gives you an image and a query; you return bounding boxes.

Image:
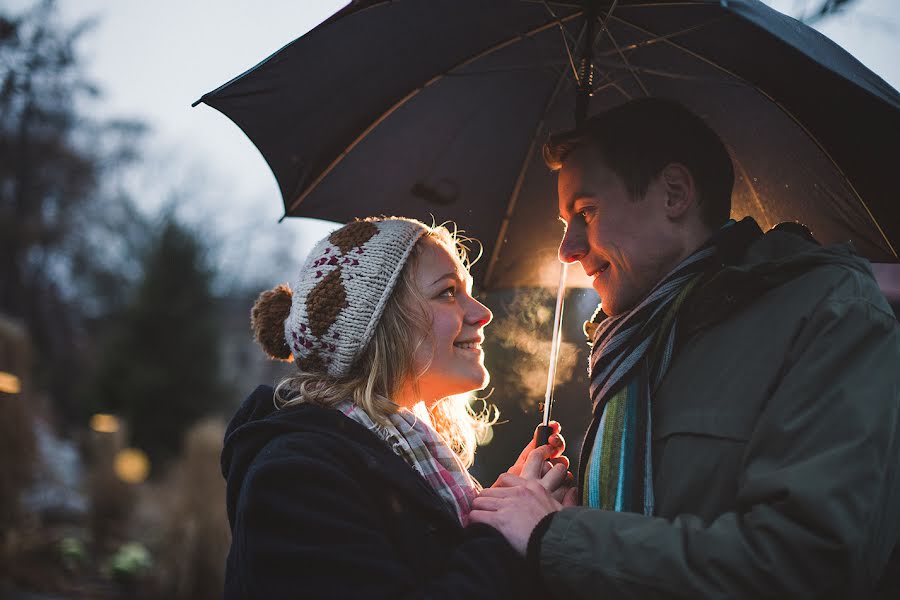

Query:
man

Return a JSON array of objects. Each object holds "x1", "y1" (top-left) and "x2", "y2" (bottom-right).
[{"x1": 469, "y1": 98, "x2": 900, "y2": 598}]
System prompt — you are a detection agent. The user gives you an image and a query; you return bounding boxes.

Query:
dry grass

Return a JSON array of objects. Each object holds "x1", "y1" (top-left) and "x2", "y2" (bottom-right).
[
  {"x1": 136, "y1": 417, "x2": 230, "y2": 600},
  {"x1": 0, "y1": 390, "x2": 38, "y2": 583}
]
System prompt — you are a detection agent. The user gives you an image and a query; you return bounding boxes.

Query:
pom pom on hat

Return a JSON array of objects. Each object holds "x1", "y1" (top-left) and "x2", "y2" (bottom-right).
[{"x1": 251, "y1": 284, "x2": 294, "y2": 361}]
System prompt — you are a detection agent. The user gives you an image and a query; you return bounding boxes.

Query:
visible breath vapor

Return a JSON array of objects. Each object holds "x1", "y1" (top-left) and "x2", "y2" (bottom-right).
[{"x1": 485, "y1": 289, "x2": 579, "y2": 412}]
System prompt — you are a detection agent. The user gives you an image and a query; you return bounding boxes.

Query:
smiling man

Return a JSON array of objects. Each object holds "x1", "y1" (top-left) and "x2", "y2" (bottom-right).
[{"x1": 469, "y1": 98, "x2": 900, "y2": 598}]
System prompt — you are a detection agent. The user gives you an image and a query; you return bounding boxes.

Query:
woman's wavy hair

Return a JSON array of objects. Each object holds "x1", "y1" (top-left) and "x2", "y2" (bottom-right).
[{"x1": 253, "y1": 223, "x2": 496, "y2": 467}]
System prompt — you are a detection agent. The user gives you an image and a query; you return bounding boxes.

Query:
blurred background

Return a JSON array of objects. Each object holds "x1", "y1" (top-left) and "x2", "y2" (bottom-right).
[{"x1": 1, "y1": 0, "x2": 897, "y2": 597}]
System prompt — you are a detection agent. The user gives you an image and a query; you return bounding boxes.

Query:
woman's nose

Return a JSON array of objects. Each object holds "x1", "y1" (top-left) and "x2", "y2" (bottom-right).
[{"x1": 468, "y1": 298, "x2": 493, "y2": 327}]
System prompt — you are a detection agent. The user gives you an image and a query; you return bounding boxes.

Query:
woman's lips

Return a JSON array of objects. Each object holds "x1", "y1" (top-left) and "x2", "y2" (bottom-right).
[{"x1": 453, "y1": 341, "x2": 482, "y2": 350}]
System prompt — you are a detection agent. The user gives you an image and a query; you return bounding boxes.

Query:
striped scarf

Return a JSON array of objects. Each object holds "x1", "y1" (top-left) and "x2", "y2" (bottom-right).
[
  {"x1": 582, "y1": 245, "x2": 717, "y2": 514},
  {"x1": 337, "y1": 400, "x2": 480, "y2": 525}
]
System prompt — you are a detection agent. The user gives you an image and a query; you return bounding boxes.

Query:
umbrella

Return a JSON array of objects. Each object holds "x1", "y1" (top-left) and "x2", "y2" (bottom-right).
[
  {"x1": 194, "y1": 0, "x2": 900, "y2": 439},
  {"x1": 194, "y1": 0, "x2": 900, "y2": 294}
]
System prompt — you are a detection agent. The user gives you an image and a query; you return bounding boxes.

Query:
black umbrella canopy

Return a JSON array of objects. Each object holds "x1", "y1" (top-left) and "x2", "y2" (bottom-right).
[{"x1": 195, "y1": 0, "x2": 900, "y2": 289}]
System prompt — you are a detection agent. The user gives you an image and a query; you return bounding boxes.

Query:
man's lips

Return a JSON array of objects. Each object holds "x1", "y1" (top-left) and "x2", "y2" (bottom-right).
[{"x1": 588, "y1": 262, "x2": 611, "y2": 277}]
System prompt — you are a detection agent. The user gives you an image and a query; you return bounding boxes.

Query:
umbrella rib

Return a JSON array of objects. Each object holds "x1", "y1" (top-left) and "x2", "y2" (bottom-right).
[
  {"x1": 541, "y1": 0, "x2": 580, "y2": 46},
  {"x1": 608, "y1": 13, "x2": 898, "y2": 259},
  {"x1": 595, "y1": 5, "x2": 651, "y2": 97},
  {"x1": 444, "y1": 62, "x2": 568, "y2": 77},
  {"x1": 285, "y1": 11, "x2": 584, "y2": 216},
  {"x1": 589, "y1": 69, "x2": 635, "y2": 101},
  {"x1": 595, "y1": 17, "x2": 727, "y2": 59},
  {"x1": 591, "y1": 59, "x2": 751, "y2": 85},
  {"x1": 483, "y1": 65, "x2": 572, "y2": 288},
  {"x1": 592, "y1": 76, "x2": 632, "y2": 95},
  {"x1": 612, "y1": 82, "x2": 635, "y2": 102},
  {"x1": 541, "y1": 0, "x2": 581, "y2": 82}
]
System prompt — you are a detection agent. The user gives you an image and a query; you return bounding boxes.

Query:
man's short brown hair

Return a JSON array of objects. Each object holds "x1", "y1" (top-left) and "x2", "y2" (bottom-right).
[{"x1": 543, "y1": 98, "x2": 734, "y2": 229}]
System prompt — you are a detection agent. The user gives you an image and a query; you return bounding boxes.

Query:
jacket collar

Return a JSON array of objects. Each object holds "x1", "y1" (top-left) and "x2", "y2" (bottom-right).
[{"x1": 223, "y1": 386, "x2": 461, "y2": 529}]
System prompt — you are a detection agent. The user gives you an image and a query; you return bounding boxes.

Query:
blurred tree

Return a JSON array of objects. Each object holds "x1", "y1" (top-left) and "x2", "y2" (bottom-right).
[
  {"x1": 0, "y1": 0, "x2": 148, "y2": 423},
  {"x1": 88, "y1": 214, "x2": 224, "y2": 468},
  {"x1": 800, "y1": 0, "x2": 859, "y2": 24}
]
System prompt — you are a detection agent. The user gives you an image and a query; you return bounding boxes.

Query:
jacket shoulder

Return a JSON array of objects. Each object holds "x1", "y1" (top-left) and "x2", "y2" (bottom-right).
[
  {"x1": 783, "y1": 256, "x2": 893, "y2": 321},
  {"x1": 744, "y1": 230, "x2": 893, "y2": 316},
  {"x1": 248, "y1": 406, "x2": 385, "y2": 474}
]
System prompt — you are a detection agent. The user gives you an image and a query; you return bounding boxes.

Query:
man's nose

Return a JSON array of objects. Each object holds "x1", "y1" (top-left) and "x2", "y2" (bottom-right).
[{"x1": 559, "y1": 227, "x2": 587, "y2": 263}]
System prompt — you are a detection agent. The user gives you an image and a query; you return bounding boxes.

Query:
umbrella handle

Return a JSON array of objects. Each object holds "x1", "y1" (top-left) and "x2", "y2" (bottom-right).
[{"x1": 535, "y1": 424, "x2": 553, "y2": 448}]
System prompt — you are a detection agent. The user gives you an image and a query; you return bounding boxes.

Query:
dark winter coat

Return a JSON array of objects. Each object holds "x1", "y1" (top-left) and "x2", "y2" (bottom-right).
[
  {"x1": 222, "y1": 385, "x2": 537, "y2": 600},
  {"x1": 531, "y1": 223, "x2": 900, "y2": 599}
]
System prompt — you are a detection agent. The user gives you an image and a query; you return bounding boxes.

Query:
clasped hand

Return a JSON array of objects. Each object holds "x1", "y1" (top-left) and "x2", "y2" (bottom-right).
[{"x1": 469, "y1": 421, "x2": 578, "y2": 555}]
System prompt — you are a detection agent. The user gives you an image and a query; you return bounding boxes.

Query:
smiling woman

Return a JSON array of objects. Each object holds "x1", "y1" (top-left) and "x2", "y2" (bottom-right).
[
  {"x1": 403, "y1": 235, "x2": 493, "y2": 410},
  {"x1": 220, "y1": 216, "x2": 552, "y2": 599}
]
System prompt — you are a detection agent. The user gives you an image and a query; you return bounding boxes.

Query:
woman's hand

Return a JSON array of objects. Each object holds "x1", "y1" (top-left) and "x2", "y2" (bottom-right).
[
  {"x1": 504, "y1": 421, "x2": 566, "y2": 477},
  {"x1": 491, "y1": 421, "x2": 575, "y2": 502},
  {"x1": 471, "y1": 441, "x2": 578, "y2": 554}
]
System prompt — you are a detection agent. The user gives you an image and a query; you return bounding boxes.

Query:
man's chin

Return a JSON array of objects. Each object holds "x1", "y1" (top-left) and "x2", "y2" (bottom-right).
[
  {"x1": 596, "y1": 293, "x2": 628, "y2": 317},
  {"x1": 592, "y1": 283, "x2": 615, "y2": 314}
]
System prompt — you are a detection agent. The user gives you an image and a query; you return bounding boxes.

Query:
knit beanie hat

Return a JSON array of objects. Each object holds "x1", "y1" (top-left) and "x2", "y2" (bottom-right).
[{"x1": 251, "y1": 217, "x2": 429, "y2": 378}]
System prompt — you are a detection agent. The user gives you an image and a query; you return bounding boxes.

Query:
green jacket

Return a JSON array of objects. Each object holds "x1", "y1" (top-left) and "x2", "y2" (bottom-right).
[{"x1": 536, "y1": 226, "x2": 900, "y2": 599}]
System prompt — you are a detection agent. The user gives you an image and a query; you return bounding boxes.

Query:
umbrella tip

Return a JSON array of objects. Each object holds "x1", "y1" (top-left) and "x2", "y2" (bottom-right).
[{"x1": 190, "y1": 97, "x2": 204, "y2": 108}]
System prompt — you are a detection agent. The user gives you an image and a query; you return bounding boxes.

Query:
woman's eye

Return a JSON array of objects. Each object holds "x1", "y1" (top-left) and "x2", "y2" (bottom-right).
[{"x1": 439, "y1": 286, "x2": 456, "y2": 298}]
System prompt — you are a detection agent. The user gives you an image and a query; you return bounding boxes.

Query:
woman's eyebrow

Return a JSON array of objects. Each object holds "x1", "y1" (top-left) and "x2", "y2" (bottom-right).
[{"x1": 429, "y1": 271, "x2": 460, "y2": 286}]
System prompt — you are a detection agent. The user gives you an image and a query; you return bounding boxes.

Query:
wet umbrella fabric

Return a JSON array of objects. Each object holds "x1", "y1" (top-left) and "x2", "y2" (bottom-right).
[{"x1": 195, "y1": 0, "x2": 900, "y2": 289}]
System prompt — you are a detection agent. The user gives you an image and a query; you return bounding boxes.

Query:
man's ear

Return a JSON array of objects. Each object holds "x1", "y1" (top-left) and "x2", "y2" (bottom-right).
[{"x1": 661, "y1": 163, "x2": 696, "y2": 219}]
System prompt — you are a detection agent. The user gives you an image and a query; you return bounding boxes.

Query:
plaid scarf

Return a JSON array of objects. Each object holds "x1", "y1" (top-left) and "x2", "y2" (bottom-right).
[
  {"x1": 582, "y1": 244, "x2": 717, "y2": 514},
  {"x1": 337, "y1": 400, "x2": 480, "y2": 525}
]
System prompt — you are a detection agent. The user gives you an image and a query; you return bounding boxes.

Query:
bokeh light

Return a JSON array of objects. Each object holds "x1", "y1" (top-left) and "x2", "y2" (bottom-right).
[
  {"x1": 114, "y1": 448, "x2": 151, "y2": 484},
  {"x1": 0, "y1": 371, "x2": 21, "y2": 394},
  {"x1": 90, "y1": 413, "x2": 121, "y2": 433}
]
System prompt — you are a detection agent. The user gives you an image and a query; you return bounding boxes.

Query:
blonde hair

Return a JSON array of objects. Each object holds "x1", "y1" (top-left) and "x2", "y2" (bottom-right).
[{"x1": 263, "y1": 224, "x2": 496, "y2": 467}]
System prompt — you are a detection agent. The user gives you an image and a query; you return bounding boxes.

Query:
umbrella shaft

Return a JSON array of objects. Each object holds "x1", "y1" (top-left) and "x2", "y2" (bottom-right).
[
  {"x1": 575, "y1": 3, "x2": 596, "y2": 125},
  {"x1": 543, "y1": 262, "x2": 569, "y2": 426}
]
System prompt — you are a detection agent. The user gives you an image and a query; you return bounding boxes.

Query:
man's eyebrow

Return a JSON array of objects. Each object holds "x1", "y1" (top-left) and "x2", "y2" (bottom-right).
[
  {"x1": 570, "y1": 192, "x2": 594, "y2": 203},
  {"x1": 558, "y1": 193, "x2": 586, "y2": 218}
]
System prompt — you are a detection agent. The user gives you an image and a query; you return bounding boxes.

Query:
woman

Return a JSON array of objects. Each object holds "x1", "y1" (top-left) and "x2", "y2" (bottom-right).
[{"x1": 222, "y1": 217, "x2": 568, "y2": 599}]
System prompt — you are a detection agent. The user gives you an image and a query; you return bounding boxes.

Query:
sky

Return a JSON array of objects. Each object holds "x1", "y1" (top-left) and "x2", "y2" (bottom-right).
[{"x1": 10, "y1": 0, "x2": 900, "y2": 282}]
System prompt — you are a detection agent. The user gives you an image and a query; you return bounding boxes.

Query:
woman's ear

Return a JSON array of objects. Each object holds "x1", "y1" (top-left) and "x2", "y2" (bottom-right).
[{"x1": 661, "y1": 163, "x2": 696, "y2": 219}]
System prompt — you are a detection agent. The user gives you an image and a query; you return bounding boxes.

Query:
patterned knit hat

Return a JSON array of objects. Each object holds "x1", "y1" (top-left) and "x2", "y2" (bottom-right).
[{"x1": 281, "y1": 217, "x2": 429, "y2": 378}]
